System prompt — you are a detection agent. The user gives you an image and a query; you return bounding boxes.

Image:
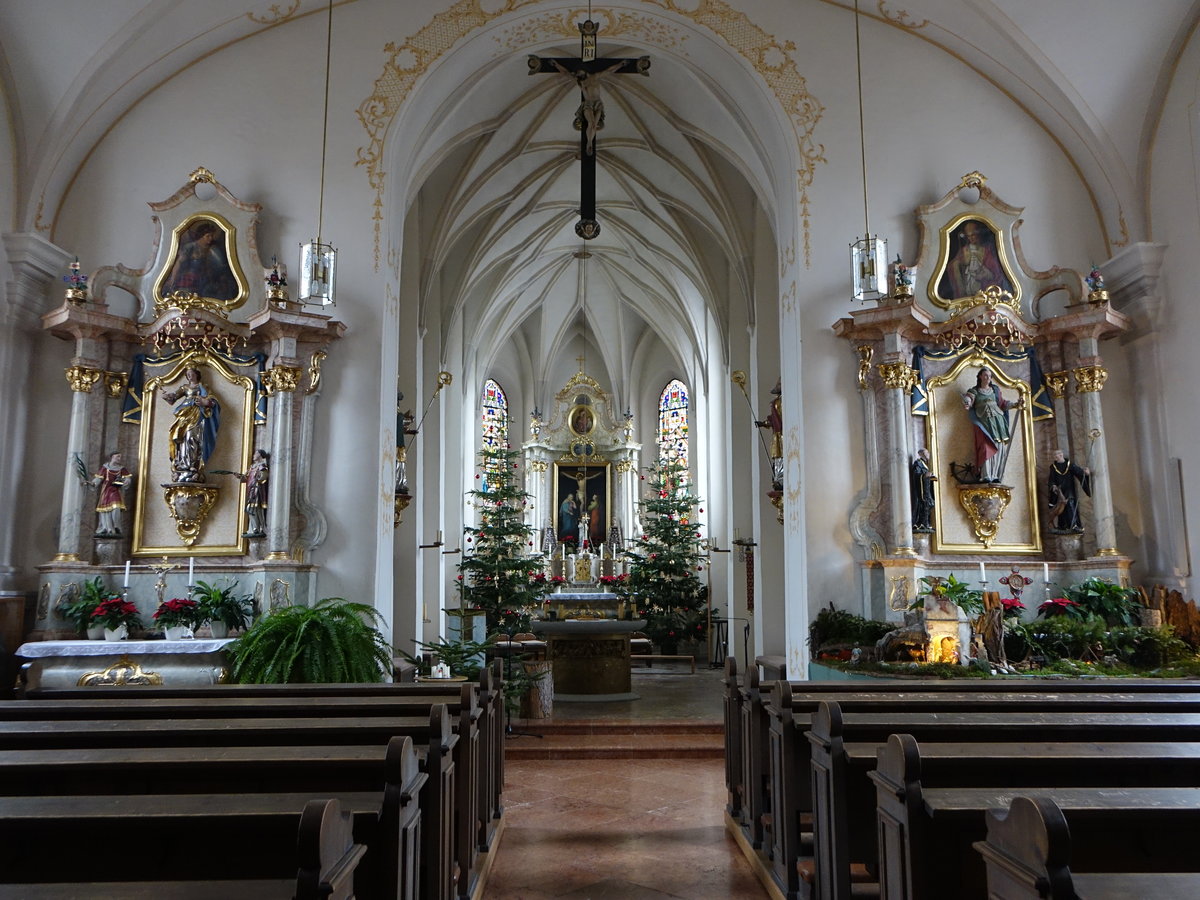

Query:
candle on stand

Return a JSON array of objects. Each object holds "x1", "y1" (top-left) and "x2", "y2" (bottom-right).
[
  {"x1": 188, "y1": 557, "x2": 194, "y2": 585},
  {"x1": 123, "y1": 560, "x2": 131, "y2": 588},
  {"x1": 978, "y1": 561, "x2": 986, "y2": 582},
  {"x1": 1043, "y1": 562, "x2": 1050, "y2": 583}
]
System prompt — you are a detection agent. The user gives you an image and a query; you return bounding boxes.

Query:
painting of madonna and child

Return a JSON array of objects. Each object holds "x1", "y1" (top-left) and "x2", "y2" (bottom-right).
[{"x1": 554, "y1": 463, "x2": 611, "y2": 553}]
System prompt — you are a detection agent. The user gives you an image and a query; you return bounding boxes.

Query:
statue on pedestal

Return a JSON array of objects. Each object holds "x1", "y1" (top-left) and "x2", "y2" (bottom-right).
[
  {"x1": 1047, "y1": 449, "x2": 1090, "y2": 533},
  {"x1": 92, "y1": 452, "x2": 132, "y2": 536}
]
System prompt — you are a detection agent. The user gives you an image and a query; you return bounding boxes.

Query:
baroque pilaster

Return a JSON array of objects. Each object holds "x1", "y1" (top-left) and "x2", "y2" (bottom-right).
[
  {"x1": 1, "y1": 233, "x2": 73, "y2": 585},
  {"x1": 264, "y1": 365, "x2": 303, "y2": 560},
  {"x1": 877, "y1": 361, "x2": 918, "y2": 556},
  {"x1": 1074, "y1": 362, "x2": 1118, "y2": 556}
]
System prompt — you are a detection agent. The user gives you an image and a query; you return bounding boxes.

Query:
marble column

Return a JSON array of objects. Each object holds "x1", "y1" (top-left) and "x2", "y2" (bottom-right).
[
  {"x1": 1105, "y1": 243, "x2": 1174, "y2": 579},
  {"x1": 1073, "y1": 356, "x2": 1118, "y2": 555},
  {"x1": 0, "y1": 233, "x2": 72, "y2": 588},
  {"x1": 56, "y1": 366, "x2": 103, "y2": 561},
  {"x1": 877, "y1": 360, "x2": 918, "y2": 556},
  {"x1": 264, "y1": 365, "x2": 301, "y2": 560}
]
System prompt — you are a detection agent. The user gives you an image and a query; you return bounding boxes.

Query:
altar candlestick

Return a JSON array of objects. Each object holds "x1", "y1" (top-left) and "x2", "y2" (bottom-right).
[
  {"x1": 188, "y1": 557, "x2": 194, "y2": 586},
  {"x1": 978, "y1": 562, "x2": 986, "y2": 582},
  {"x1": 1043, "y1": 562, "x2": 1050, "y2": 583},
  {"x1": 123, "y1": 560, "x2": 131, "y2": 588}
]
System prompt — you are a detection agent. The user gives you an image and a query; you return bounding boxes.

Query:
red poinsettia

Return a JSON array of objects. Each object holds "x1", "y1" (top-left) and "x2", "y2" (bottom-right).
[{"x1": 91, "y1": 597, "x2": 143, "y2": 630}]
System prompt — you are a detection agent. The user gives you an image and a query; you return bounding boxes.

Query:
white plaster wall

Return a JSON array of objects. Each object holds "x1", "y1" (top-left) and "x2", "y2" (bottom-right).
[{"x1": 1149, "y1": 23, "x2": 1200, "y2": 583}]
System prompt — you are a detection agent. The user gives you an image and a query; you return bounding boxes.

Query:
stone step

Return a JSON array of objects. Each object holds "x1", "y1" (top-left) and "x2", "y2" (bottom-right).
[{"x1": 503, "y1": 721, "x2": 724, "y2": 760}]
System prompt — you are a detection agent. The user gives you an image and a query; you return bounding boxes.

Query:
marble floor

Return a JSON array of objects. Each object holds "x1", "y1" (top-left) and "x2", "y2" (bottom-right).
[
  {"x1": 485, "y1": 662, "x2": 769, "y2": 899},
  {"x1": 488, "y1": 758, "x2": 767, "y2": 899}
]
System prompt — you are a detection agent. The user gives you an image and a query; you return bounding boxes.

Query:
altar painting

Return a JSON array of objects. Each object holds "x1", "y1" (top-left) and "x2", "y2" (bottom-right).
[
  {"x1": 553, "y1": 462, "x2": 611, "y2": 549},
  {"x1": 153, "y1": 214, "x2": 248, "y2": 308}
]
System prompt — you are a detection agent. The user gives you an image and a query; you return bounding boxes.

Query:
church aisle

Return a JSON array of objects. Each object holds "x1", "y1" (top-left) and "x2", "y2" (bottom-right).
[{"x1": 486, "y1": 757, "x2": 768, "y2": 899}]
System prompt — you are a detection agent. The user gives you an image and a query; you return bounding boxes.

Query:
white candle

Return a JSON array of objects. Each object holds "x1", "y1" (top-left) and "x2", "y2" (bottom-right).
[
  {"x1": 978, "y1": 562, "x2": 986, "y2": 582},
  {"x1": 123, "y1": 560, "x2": 131, "y2": 588},
  {"x1": 1043, "y1": 563, "x2": 1050, "y2": 583},
  {"x1": 188, "y1": 557, "x2": 194, "y2": 585}
]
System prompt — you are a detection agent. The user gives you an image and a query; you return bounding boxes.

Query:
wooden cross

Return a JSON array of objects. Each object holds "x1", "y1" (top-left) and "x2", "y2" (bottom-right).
[{"x1": 528, "y1": 19, "x2": 650, "y2": 240}]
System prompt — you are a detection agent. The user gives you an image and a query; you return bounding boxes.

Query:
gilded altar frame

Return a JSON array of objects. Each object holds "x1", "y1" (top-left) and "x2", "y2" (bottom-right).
[
  {"x1": 553, "y1": 461, "x2": 612, "y2": 548},
  {"x1": 132, "y1": 351, "x2": 258, "y2": 556},
  {"x1": 926, "y1": 352, "x2": 1042, "y2": 554}
]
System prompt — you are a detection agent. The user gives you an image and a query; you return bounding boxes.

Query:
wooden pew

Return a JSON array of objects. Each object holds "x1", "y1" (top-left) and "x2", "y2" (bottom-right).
[
  {"x1": 0, "y1": 796, "x2": 366, "y2": 899},
  {"x1": 722, "y1": 672, "x2": 1200, "y2": 860},
  {"x1": 16, "y1": 657, "x2": 509, "y2": 853},
  {"x1": 974, "y1": 795, "x2": 1200, "y2": 900},
  {"x1": 765, "y1": 688, "x2": 1200, "y2": 900},
  {"x1": 0, "y1": 707, "x2": 459, "y2": 900},
  {"x1": 873, "y1": 748, "x2": 1200, "y2": 900}
]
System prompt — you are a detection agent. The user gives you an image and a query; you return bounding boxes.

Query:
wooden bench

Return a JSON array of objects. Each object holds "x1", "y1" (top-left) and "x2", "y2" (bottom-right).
[
  {"x1": 0, "y1": 708, "x2": 458, "y2": 900},
  {"x1": 0, "y1": 792, "x2": 373, "y2": 894},
  {"x1": 974, "y1": 795, "x2": 1200, "y2": 900},
  {"x1": 739, "y1": 681, "x2": 1200, "y2": 900},
  {"x1": 17, "y1": 657, "x2": 510, "y2": 854},
  {"x1": 890, "y1": 779, "x2": 1200, "y2": 898},
  {"x1": 0, "y1": 796, "x2": 366, "y2": 899},
  {"x1": 811, "y1": 704, "x2": 1200, "y2": 900},
  {"x1": 720, "y1": 658, "x2": 1200, "y2": 858},
  {"x1": 631, "y1": 654, "x2": 695, "y2": 673}
]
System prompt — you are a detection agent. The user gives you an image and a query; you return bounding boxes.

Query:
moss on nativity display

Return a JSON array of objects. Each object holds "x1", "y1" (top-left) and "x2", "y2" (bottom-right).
[{"x1": 810, "y1": 577, "x2": 1200, "y2": 679}]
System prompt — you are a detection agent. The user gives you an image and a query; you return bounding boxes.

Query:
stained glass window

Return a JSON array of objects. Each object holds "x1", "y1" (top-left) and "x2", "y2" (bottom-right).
[
  {"x1": 657, "y1": 379, "x2": 689, "y2": 472},
  {"x1": 481, "y1": 379, "x2": 508, "y2": 491}
]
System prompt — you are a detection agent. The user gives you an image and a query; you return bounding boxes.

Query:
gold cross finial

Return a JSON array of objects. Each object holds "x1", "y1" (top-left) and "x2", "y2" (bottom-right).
[{"x1": 576, "y1": 354, "x2": 586, "y2": 372}]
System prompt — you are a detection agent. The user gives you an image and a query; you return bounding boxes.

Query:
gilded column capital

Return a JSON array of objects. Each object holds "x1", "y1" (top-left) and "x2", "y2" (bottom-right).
[
  {"x1": 876, "y1": 361, "x2": 918, "y2": 391},
  {"x1": 64, "y1": 365, "x2": 102, "y2": 393},
  {"x1": 528, "y1": 460, "x2": 548, "y2": 473},
  {"x1": 616, "y1": 459, "x2": 635, "y2": 474},
  {"x1": 263, "y1": 365, "x2": 303, "y2": 395},
  {"x1": 1044, "y1": 370, "x2": 1070, "y2": 399},
  {"x1": 1073, "y1": 365, "x2": 1108, "y2": 393}
]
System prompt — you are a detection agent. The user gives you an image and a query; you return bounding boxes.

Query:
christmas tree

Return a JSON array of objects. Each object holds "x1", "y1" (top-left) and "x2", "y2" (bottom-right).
[
  {"x1": 620, "y1": 455, "x2": 710, "y2": 652},
  {"x1": 457, "y1": 442, "x2": 548, "y2": 632}
]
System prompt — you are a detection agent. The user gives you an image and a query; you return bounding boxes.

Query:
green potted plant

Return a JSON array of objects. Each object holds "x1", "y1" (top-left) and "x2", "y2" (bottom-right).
[
  {"x1": 153, "y1": 597, "x2": 203, "y2": 640},
  {"x1": 190, "y1": 578, "x2": 254, "y2": 637},
  {"x1": 58, "y1": 576, "x2": 116, "y2": 639},
  {"x1": 911, "y1": 574, "x2": 985, "y2": 617},
  {"x1": 225, "y1": 598, "x2": 392, "y2": 683},
  {"x1": 1062, "y1": 577, "x2": 1140, "y2": 626},
  {"x1": 90, "y1": 597, "x2": 144, "y2": 641}
]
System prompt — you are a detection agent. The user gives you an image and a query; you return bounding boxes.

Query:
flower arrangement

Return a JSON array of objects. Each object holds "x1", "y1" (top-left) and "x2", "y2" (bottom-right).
[
  {"x1": 153, "y1": 597, "x2": 203, "y2": 629},
  {"x1": 550, "y1": 575, "x2": 566, "y2": 585},
  {"x1": 598, "y1": 574, "x2": 625, "y2": 587},
  {"x1": 1001, "y1": 597, "x2": 1026, "y2": 619},
  {"x1": 1038, "y1": 596, "x2": 1082, "y2": 620},
  {"x1": 91, "y1": 597, "x2": 143, "y2": 631}
]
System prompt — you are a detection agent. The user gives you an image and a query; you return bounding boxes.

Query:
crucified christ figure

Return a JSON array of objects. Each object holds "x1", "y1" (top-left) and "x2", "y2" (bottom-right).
[{"x1": 551, "y1": 60, "x2": 626, "y2": 155}]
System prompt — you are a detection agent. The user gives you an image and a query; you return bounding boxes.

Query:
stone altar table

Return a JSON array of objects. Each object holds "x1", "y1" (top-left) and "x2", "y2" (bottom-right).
[
  {"x1": 16, "y1": 639, "x2": 235, "y2": 692},
  {"x1": 533, "y1": 619, "x2": 646, "y2": 701}
]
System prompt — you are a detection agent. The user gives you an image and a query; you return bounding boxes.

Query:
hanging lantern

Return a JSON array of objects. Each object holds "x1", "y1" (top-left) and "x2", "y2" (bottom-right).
[
  {"x1": 299, "y1": 240, "x2": 337, "y2": 306},
  {"x1": 850, "y1": 234, "x2": 888, "y2": 303}
]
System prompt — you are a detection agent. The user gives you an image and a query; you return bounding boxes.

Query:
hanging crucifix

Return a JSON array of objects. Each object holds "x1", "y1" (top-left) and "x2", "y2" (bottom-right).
[{"x1": 528, "y1": 18, "x2": 650, "y2": 239}]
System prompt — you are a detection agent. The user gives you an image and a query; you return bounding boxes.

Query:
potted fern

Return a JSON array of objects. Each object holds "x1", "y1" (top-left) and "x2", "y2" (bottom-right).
[
  {"x1": 225, "y1": 598, "x2": 392, "y2": 683},
  {"x1": 58, "y1": 577, "x2": 116, "y2": 639},
  {"x1": 190, "y1": 578, "x2": 254, "y2": 637}
]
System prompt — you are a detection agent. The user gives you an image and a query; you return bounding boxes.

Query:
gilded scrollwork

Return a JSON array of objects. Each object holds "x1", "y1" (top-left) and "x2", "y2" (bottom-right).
[
  {"x1": 1073, "y1": 365, "x2": 1108, "y2": 393},
  {"x1": 246, "y1": 0, "x2": 300, "y2": 26},
  {"x1": 188, "y1": 166, "x2": 217, "y2": 184},
  {"x1": 956, "y1": 484, "x2": 1012, "y2": 549},
  {"x1": 306, "y1": 350, "x2": 328, "y2": 395},
  {"x1": 876, "y1": 361, "x2": 918, "y2": 391},
  {"x1": 64, "y1": 365, "x2": 102, "y2": 393},
  {"x1": 78, "y1": 656, "x2": 164, "y2": 687},
  {"x1": 105, "y1": 371, "x2": 128, "y2": 399},
  {"x1": 616, "y1": 459, "x2": 635, "y2": 474},
  {"x1": 528, "y1": 460, "x2": 549, "y2": 473},
  {"x1": 856, "y1": 345, "x2": 874, "y2": 390}
]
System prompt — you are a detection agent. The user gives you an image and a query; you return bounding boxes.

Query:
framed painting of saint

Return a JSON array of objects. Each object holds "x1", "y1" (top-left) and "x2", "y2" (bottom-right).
[
  {"x1": 569, "y1": 404, "x2": 595, "y2": 437},
  {"x1": 931, "y1": 215, "x2": 1018, "y2": 307},
  {"x1": 154, "y1": 214, "x2": 248, "y2": 307},
  {"x1": 553, "y1": 462, "x2": 611, "y2": 550}
]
